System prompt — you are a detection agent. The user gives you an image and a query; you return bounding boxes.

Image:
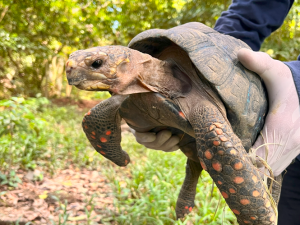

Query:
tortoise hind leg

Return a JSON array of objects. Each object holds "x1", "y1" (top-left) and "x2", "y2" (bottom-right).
[
  {"x1": 82, "y1": 95, "x2": 130, "y2": 167},
  {"x1": 189, "y1": 105, "x2": 276, "y2": 225},
  {"x1": 176, "y1": 159, "x2": 202, "y2": 219}
]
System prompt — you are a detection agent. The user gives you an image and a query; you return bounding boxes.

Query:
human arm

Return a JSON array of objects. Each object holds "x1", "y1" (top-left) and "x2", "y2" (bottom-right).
[{"x1": 214, "y1": 0, "x2": 294, "y2": 50}]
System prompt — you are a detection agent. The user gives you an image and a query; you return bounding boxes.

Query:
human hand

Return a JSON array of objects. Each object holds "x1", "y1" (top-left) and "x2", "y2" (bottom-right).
[
  {"x1": 238, "y1": 48, "x2": 300, "y2": 176},
  {"x1": 131, "y1": 129, "x2": 180, "y2": 152}
]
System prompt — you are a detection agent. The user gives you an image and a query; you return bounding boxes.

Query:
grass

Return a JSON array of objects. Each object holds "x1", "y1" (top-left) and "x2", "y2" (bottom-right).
[
  {"x1": 104, "y1": 133, "x2": 238, "y2": 225},
  {"x1": 0, "y1": 96, "x2": 238, "y2": 224}
]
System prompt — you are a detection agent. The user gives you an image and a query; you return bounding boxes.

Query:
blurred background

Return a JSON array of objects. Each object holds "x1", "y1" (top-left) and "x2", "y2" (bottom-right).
[{"x1": 0, "y1": 0, "x2": 299, "y2": 224}]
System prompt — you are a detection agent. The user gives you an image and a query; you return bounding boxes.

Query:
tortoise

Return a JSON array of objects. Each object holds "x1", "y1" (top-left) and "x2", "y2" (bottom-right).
[{"x1": 66, "y1": 22, "x2": 278, "y2": 224}]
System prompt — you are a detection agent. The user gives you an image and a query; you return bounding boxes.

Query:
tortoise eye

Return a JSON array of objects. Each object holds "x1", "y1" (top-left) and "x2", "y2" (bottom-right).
[{"x1": 91, "y1": 60, "x2": 103, "y2": 69}]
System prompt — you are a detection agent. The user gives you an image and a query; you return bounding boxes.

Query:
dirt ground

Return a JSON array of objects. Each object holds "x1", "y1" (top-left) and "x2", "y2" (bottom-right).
[
  {"x1": 0, "y1": 98, "x2": 118, "y2": 225},
  {"x1": 0, "y1": 167, "x2": 116, "y2": 225}
]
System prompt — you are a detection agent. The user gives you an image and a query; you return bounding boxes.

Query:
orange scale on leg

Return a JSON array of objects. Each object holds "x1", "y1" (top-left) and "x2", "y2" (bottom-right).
[
  {"x1": 199, "y1": 158, "x2": 207, "y2": 171},
  {"x1": 213, "y1": 140, "x2": 221, "y2": 146},
  {"x1": 106, "y1": 130, "x2": 112, "y2": 135},
  {"x1": 229, "y1": 188, "x2": 236, "y2": 194},
  {"x1": 215, "y1": 128, "x2": 223, "y2": 135},
  {"x1": 252, "y1": 190, "x2": 260, "y2": 197},
  {"x1": 233, "y1": 177, "x2": 244, "y2": 184},
  {"x1": 221, "y1": 191, "x2": 229, "y2": 199},
  {"x1": 100, "y1": 137, "x2": 107, "y2": 143},
  {"x1": 232, "y1": 209, "x2": 240, "y2": 215},
  {"x1": 204, "y1": 150, "x2": 213, "y2": 159},
  {"x1": 212, "y1": 161, "x2": 222, "y2": 172}
]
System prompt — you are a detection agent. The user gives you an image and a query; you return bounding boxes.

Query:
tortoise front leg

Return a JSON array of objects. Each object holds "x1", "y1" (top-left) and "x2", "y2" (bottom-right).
[
  {"x1": 176, "y1": 159, "x2": 202, "y2": 219},
  {"x1": 82, "y1": 95, "x2": 130, "y2": 167},
  {"x1": 190, "y1": 105, "x2": 276, "y2": 225}
]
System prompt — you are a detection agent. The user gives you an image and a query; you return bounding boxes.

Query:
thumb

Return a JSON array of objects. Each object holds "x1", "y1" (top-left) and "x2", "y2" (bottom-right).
[{"x1": 237, "y1": 48, "x2": 293, "y2": 105}]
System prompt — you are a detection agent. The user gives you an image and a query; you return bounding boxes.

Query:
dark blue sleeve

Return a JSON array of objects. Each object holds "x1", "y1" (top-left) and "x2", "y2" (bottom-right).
[
  {"x1": 214, "y1": 0, "x2": 294, "y2": 51},
  {"x1": 285, "y1": 58, "x2": 300, "y2": 100}
]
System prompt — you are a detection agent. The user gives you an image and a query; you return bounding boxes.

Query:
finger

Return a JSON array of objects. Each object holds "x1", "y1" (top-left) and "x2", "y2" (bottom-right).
[
  {"x1": 238, "y1": 48, "x2": 294, "y2": 105},
  {"x1": 142, "y1": 130, "x2": 173, "y2": 149},
  {"x1": 163, "y1": 145, "x2": 180, "y2": 152},
  {"x1": 131, "y1": 129, "x2": 156, "y2": 143},
  {"x1": 159, "y1": 135, "x2": 180, "y2": 152}
]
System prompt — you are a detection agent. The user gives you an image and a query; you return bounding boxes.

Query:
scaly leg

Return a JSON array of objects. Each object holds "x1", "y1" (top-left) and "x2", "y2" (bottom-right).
[
  {"x1": 190, "y1": 105, "x2": 276, "y2": 225},
  {"x1": 176, "y1": 159, "x2": 202, "y2": 219},
  {"x1": 82, "y1": 95, "x2": 130, "y2": 167}
]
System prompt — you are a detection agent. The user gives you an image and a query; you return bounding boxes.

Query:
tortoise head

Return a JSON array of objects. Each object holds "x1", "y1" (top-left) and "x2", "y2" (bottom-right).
[{"x1": 66, "y1": 45, "x2": 152, "y2": 94}]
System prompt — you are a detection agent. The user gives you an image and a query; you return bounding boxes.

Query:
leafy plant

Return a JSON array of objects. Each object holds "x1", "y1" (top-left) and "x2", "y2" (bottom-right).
[{"x1": 0, "y1": 170, "x2": 22, "y2": 187}]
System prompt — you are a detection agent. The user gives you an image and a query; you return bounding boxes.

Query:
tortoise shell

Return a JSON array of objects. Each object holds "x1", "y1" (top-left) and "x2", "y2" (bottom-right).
[{"x1": 128, "y1": 22, "x2": 267, "y2": 151}]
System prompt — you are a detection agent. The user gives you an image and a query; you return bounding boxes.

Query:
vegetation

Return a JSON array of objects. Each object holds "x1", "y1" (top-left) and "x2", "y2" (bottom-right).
[
  {"x1": 0, "y1": 0, "x2": 299, "y2": 223},
  {"x1": 1, "y1": 0, "x2": 300, "y2": 99}
]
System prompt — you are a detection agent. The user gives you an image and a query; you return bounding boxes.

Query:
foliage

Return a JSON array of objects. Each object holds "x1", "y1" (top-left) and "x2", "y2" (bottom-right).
[
  {"x1": 0, "y1": 96, "x2": 101, "y2": 172},
  {"x1": 103, "y1": 134, "x2": 238, "y2": 225},
  {"x1": 0, "y1": 170, "x2": 22, "y2": 187},
  {"x1": 0, "y1": 0, "x2": 299, "y2": 98}
]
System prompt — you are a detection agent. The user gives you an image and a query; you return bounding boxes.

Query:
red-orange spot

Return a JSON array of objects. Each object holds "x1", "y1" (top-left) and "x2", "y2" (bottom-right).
[
  {"x1": 270, "y1": 215, "x2": 275, "y2": 222},
  {"x1": 100, "y1": 151, "x2": 105, "y2": 155},
  {"x1": 106, "y1": 130, "x2": 111, "y2": 135},
  {"x1": 234, "y1": 162, "x2": 243, "y2": 170},
  {"x1": 265, "y1": 201, "x2": 271, "y2": 208},
  {"x1": 100, "y1": 137, "x2": 107, "y2": 142},
  {"x1": 82, "y1": 119, "x2": 85, "y2": 122},
  {"x1": 240, "y1": 199, "x2": 250, "y2": 205},
  {"x1": 220, "y1": 136, "x2": 228, "y2": 142},
  {"x1": 230, "y1": 149, "x2": 237, "y2": 155},
  {"x1": 229, "y1": 188, "x2": 236, "y2": 194},
  {"x1": 232, "y1": 209, "x2": 240, "y2": 215},
  {"x1": 218, "y1": 180, "x2": 223, "y2": 185},
  {"x1": 233, "y1": 177, "x2": 244, "y2": 184},
  {"x1": 250, "y1": 216, "x2": 257, "y2": 220},
  {"x1": 91, "y1": 131, "x2": 96, "y2": 135},
  {"x1": 252, "y1": 175, "x2": 258, "y2": 183},
  {"x1": 213, "y1": 140, "x2": 220, "y2": 146},
  {"x1": 185, "y1": 206, "x2": 188, "y2": 209},
  {"x1": 189, "y1": 207, "x2": 192, "y2": 212},
  {"x1": 218, "y1": 150, "x2": 225, "y2": 155},
  {"x1": 91, "y1": 136, "x2": 96, "y2": 139},
  {"x1": 204, "y1": 150, "x2": 213, "y2": 159},
  {"x1": 263, "y1": 192, "x2": 267, "y2": 199},
  {"x1": 221, "y1": 191, "x2": 229, "y2": 199},
  {"x1": 97, "y1": 145, "x2": 102, "y2": 148},
  {"x1": 179, "y1": 111, "x2": 186, "y2": 119},
  {"x1": 87, "y1": 111, "x2": 91, "y2": 115},
  {"x1": 244, "y1": 220, "x2": 251, "y2": 224},
  {"x1": 214, "y1": 122, "x2": 223, "y2": 128},
  {"x1": 215, "y1": 128, "x2": 223, "y2": 135},
  {"x1": 199, "y1": 158, "x2": 207, "y2": 171},
  {"x1": 252, "y1": 190, "x2": 260, "y2": 197},
  {"x1": 84, "y1": 125, "x2": 88, "y2": 129},
  {"x1": 212, "y1": 161, "x2": 222, "y2": 172},
  {"x1": 209, "y1": 125, "x2": 216, "y2": 131},
  {"x1": 125, "y1": 159, "x2": 128, "y2": 165}
]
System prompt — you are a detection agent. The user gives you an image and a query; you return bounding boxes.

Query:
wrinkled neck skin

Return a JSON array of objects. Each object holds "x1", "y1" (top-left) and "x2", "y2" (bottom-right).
[{"x1": 120, "y1": 49, "x2": 191, "y2": 98}]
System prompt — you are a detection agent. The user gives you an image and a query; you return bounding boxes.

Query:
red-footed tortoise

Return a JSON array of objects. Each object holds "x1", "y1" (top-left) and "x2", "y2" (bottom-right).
[{"x1": 66, "y1": 22, "x2": 278, "y2": 224}]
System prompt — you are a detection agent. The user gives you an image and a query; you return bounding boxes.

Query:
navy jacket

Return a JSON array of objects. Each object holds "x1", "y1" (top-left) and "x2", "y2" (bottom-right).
[{"x1": 213, "y1": 0, "x2": 300, "y2": 160}]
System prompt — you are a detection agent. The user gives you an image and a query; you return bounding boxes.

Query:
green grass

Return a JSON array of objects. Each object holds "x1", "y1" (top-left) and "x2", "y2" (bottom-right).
[
  {"x1": 0, "y1": 96, "x2": 103, "y2": 173},
  {"x1": 0, "y1": 96, "x2": 238, "y2": 224},
  {"x1": 104, "y1": 133, "x2": 238, "y2": 225}
]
